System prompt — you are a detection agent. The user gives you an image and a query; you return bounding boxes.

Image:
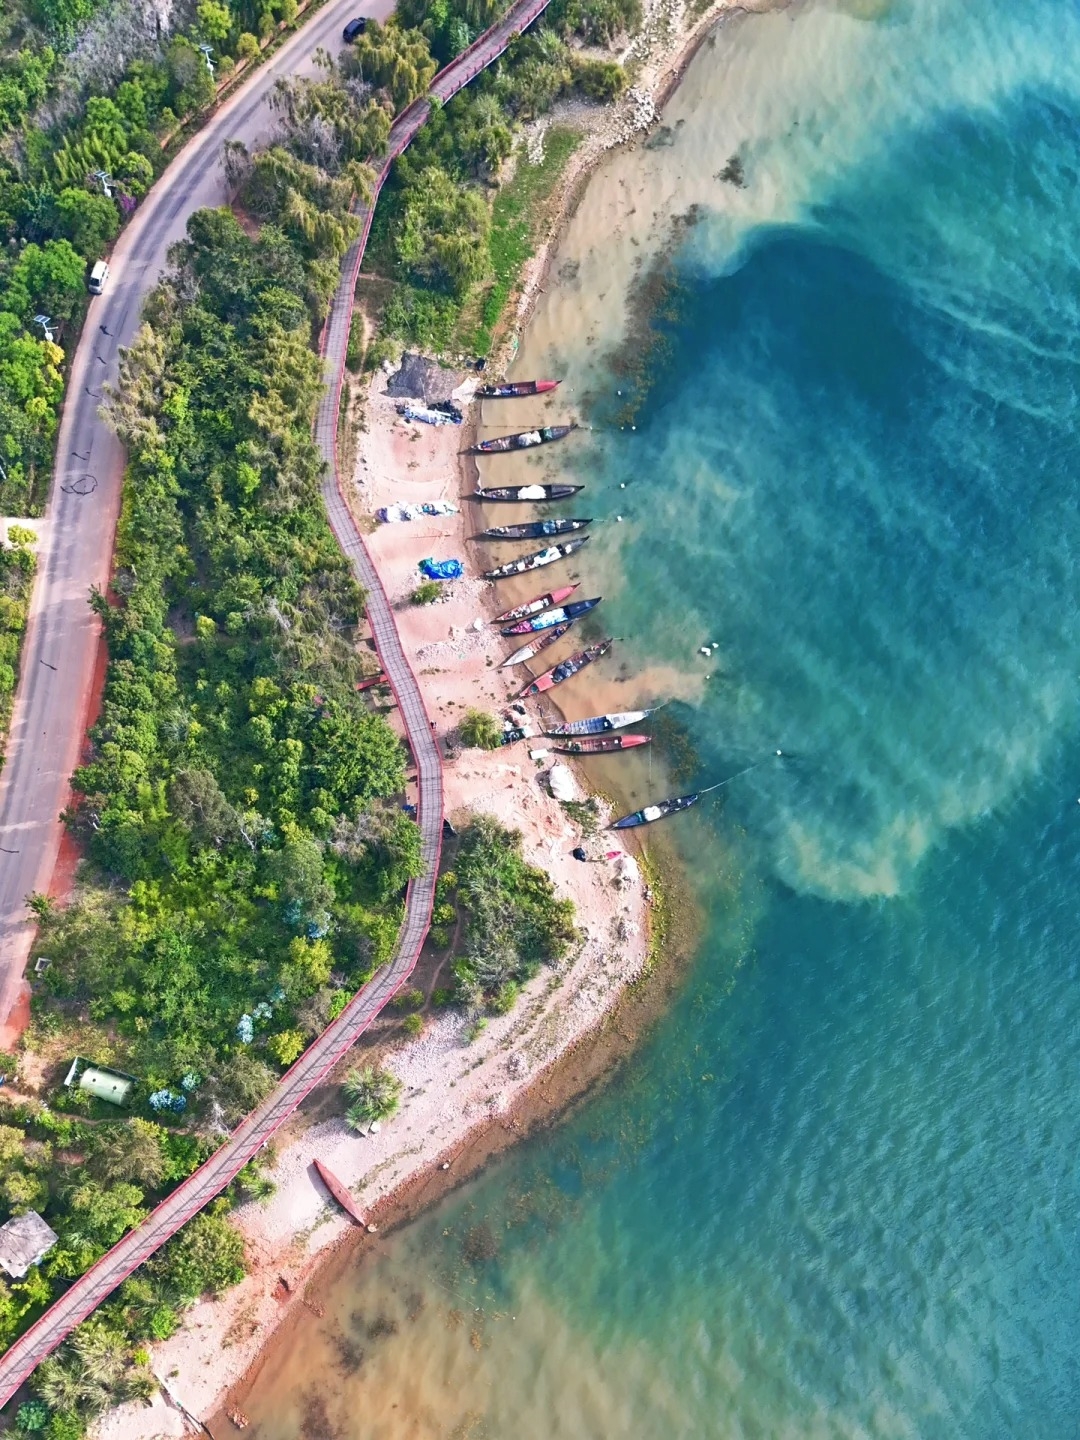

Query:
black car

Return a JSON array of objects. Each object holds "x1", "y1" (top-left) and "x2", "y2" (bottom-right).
[{"x1": 342, "y1": 16, "x2": 367, "y2": 40}]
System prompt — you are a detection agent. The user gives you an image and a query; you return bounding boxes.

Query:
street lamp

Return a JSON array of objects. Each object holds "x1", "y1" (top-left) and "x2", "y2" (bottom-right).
[
  {"x1": 90, "y1": 169, "x2": 113, "y2": 198},
  {"x1": 198, "y1": 44, "x2": 215, "y2": 74},
  {"x1": 33, "y1": 314, "x2": 55, "y2": 343}
]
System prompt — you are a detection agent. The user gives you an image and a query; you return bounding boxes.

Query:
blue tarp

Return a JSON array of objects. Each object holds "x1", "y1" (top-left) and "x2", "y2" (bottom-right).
[{"x1": 419, "y1": 557, "x2": 464, "y2": 581}]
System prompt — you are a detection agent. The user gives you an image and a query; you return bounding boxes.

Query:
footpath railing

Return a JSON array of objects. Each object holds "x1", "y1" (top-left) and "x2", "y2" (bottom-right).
[{"x1": 0, "y1": 0, "x2": 552, "y2": 1405}]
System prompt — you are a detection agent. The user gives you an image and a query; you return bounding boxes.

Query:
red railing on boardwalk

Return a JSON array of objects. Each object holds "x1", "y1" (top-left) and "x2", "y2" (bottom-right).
[{"x1": 0, "y1": 0, "x2": 552, "y2": 1403}]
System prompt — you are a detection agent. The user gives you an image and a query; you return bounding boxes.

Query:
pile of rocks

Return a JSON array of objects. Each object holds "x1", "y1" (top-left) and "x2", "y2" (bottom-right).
[
  {"x1": 526, "y1": 122, "x2": 548, "y2": 166},
  {"x1": 603, "y1": 85, "x2": 658, "y2": 149}
]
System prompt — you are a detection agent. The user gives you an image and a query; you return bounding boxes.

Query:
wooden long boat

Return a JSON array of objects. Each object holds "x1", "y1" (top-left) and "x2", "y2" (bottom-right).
[
  {"x1": 500, "y1": 622, "x2": 573, "y2": 668},
  {"x1": 473, "y1": 483, "x2": 583, "y2": 503},
  {"x1": 551, "y1": 734, "x2": 651, "y2": 755},
  {"x1": 502, "y1": 597, "x2": 601, "y2": 635},
  {"x1": 471, "y1": 424, "x2": 575, "y2": 455},
  {"x1": 544, "y1": 708, "x2": 656, "y2": 737},
  {"x1": 611, "y1": 792, "x2": 700, "y2": 829},
  {"x1": 483, "y1": 535, "x2": 589, "y2": 581},
  {"x1": 493, "y1": 584, "x2": 578, "y2": 625},
  {"x1": 355, "y1": 672, "x2": 388, "y2": 692},
  {"x1": 477, "y1": 379, "x2": 559, "y2": 399},
  {"x1": 518, "y1": 639, "x2": 612, "y2": 698},
  {"x1": 479, "y1": 517, "x2": 591, "y2": 542},
  {"x1": 313, "y1": 1159, "x2": 366, "y2": 1225}
]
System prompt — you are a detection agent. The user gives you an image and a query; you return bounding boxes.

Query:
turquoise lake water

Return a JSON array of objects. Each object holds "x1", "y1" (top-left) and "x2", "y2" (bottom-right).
[{"x1": 246, "y1": 0, "x2": 1080, "y2": 1433}]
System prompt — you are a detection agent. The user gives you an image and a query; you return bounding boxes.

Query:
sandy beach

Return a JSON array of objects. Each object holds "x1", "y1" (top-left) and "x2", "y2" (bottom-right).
[{"x1": 91, "y1": 0, "x2": 770, "y2": 1431}]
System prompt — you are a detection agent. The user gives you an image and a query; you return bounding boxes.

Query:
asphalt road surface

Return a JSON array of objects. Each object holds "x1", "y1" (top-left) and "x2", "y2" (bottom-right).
[{"x1": 0, "y1": 0, "x2": 554, "y2": 1403}]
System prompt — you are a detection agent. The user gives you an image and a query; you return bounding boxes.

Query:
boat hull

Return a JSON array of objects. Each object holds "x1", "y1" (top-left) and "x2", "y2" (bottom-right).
[
  {"x1": 518, "y1": 640, "x2": 612, "y2": 698},
  {"x1": 611, "y1": 793, "x2": 701, "y2": 829},
  {"x1": 500, "y1": 622, "x2": 573, "y2": 667},
  {"x1": 313, "y1": 1160, "x2": 366, "y2": 1225},
  {"x1": 483, "y1": 535, "x2": 589, "y2": 581},
  {"x1": 476, "y1": 379, "x2": 560, "y2": 398},
  {"x1": 473, "y1": 484, "x2": 583, "y2": 503},
  {"x1": 479, "y1": 518, "x2": 591, "y2": 542},
  {"x1": 502, "y1": 597, "x2": 601, "y2": 635},
  {"x1": 551, "y1": 734, "x2": 651, "y2": 755},
  {"x1": 544, "y1": 708, "x2": 655, "y2": 737},
  {"x1": 493, "y1": 585, "x2": 578, "y2": 625},
  {"x1": 472, "y1": 424, "x2": 574, "y2": 454}
]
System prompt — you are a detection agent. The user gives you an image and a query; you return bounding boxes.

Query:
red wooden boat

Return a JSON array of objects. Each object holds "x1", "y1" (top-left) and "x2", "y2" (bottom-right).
[
  {"x1": 492, "y1": 584, "x2": 577, "y2": 625},
  {"x1": 356, "y1": 673, "x2": 388, "y2": 692},
  {"x1": 550, "y1": 734, "x2": 651, "y2": 755},
  {"x1": 313, "y1": 1159, "x2": 366, "y2": 1226},
  {"x1": 517, "y1": 639, "x2": 612, "y2": 698}
]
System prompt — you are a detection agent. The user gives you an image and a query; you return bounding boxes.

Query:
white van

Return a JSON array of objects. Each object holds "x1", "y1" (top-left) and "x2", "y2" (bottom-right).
[{"x1": 88, "y1": 260, "x2": 110, "y2": 295}]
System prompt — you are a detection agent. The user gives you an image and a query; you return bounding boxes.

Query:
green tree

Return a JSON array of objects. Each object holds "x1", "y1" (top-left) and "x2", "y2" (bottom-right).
[
  {"x1": 310, "y1": 708, "x2": 406, "y2": 814},
  {"x1": 204, "y1": 1052, "x2": 276, "y2": 1127},
  {"x1": 62, "y1": 1181, "x2": 146, "y2": 1250},
  {"x1": 165, "y1": 38, "x2": 216, "y2": 116},
  {"x1": 458, "y1": 708, "x2": 501, "y2": 748},
  {"x1": 344, "y1": 20, "x2": 437, "y2": 110},
  {"x1": 88, "y1": 1120, "x2": 166, "y2": 1188},
  {"x1": 169, "y1": 767, "x2": 239, "y2": 847},
  {"x1": 266, "y1": 1028, "x2": 305, "y2": 1065},
  {"x1": 396, "y1": 167, "x2": 491, "y2": 298},
  {"x1": 5, "y1": 240, "x2": 86, "y2": 322},
  {"x1": 153, "y1": 1205, "x2": 246, "y2": 1300},
  {"x1": 265, "y1": 834, "x2": 334, "y2": 925},
  {"x1": 52, "y1": 188, "x2": 118, "y2": 259},
  {"x1": 197, "y1": 0, "x2": 233, "y2": 43}
]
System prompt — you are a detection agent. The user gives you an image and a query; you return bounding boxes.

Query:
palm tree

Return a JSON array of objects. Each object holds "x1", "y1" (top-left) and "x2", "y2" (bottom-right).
[
  {"x1": 34, "y1": 1355, "x2": 87, "y2": 1415},
  {"x1": 342, "y1": 1065, "x2": 402, "y2": 1128},
  {"x1": 70, "y1": 1323, "x2": 128, "y2": 1390}
]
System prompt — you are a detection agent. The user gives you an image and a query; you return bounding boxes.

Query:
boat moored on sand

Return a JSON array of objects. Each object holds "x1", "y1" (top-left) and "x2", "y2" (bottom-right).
[
  {"x1": 473, "y1": 483, "x2": 583, "y2": 503},
  {"x1": 611, "y1": 792, "x2": 701, "y2": 829},
  {"x1": 551, "y1": 734, "x2": 651, "y2": 755},
  {"x1": 477, "y1": 379, "x2": 559, "y2": 398},
  {"x1": 518, "y1": 639, "x2": 612, "y2": 698},
  {"x1": 499, "y1": 622, "x2": 574, "y2": 667},
  {"x1": 501, "y1": 597, "x2": 601, "y2": 635},
  {"x1": 543, "y1": 708, "x2": 656, "y2": 737},
  {"x1": 479, "y1": 517, "x2": 591, "y2": 542},
  {"x1": 493, "y1": 585, "x2": 578, "y2": 624},
  {"x1": 471, "y1": 424, "x2": 575, "y2": 454},
  {"x1": 483, "y1": 535, "x2": 589, "y2": 581}
]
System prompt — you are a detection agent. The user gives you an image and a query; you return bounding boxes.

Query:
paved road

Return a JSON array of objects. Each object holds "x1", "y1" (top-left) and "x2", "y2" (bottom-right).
[
  {"x1": 0, "y1": 0, "x2": 553, "y2": 1403},
  {"x1": 0, "y1": 0, "x2": 395, "y2": 1045}
]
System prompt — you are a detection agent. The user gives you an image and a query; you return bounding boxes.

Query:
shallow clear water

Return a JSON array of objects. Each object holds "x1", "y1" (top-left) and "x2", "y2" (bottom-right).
[{"x1": 244, "y1": 0, "x2": 1080, "y2": 1433}]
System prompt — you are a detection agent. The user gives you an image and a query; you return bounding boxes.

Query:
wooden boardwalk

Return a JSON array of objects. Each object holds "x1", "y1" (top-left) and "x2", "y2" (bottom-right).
[{"x1": 0, "y1": 0, "x2": 553, "y2": 1403}]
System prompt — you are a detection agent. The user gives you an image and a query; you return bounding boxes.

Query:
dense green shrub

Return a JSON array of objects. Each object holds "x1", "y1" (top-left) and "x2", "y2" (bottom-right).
[
  {"x1": 458, "y1": 709, "x2": 501, "y2": 749},
  {"x1": 396, "y1": 165, "x2": 491, "y2": 298},
  {"x1": 451, "y1": 816, "x2": 575, "y2": 1010},
  {"x1": 573, "y1": 57, "x2": 626, "y2": 101},
  {"x1": 343, "y1": 19, "x2": 437, "y2": 110}
]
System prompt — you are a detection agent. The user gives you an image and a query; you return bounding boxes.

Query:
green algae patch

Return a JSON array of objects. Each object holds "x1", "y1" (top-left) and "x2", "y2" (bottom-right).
[{"x1": 458, "y1": 127, "x2": 584, "y2": 357}]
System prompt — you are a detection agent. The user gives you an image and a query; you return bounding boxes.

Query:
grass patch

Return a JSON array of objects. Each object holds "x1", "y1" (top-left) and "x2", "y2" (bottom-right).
[{"x1": 458, "y1": 127, "x2": 584, "y2": 357}]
